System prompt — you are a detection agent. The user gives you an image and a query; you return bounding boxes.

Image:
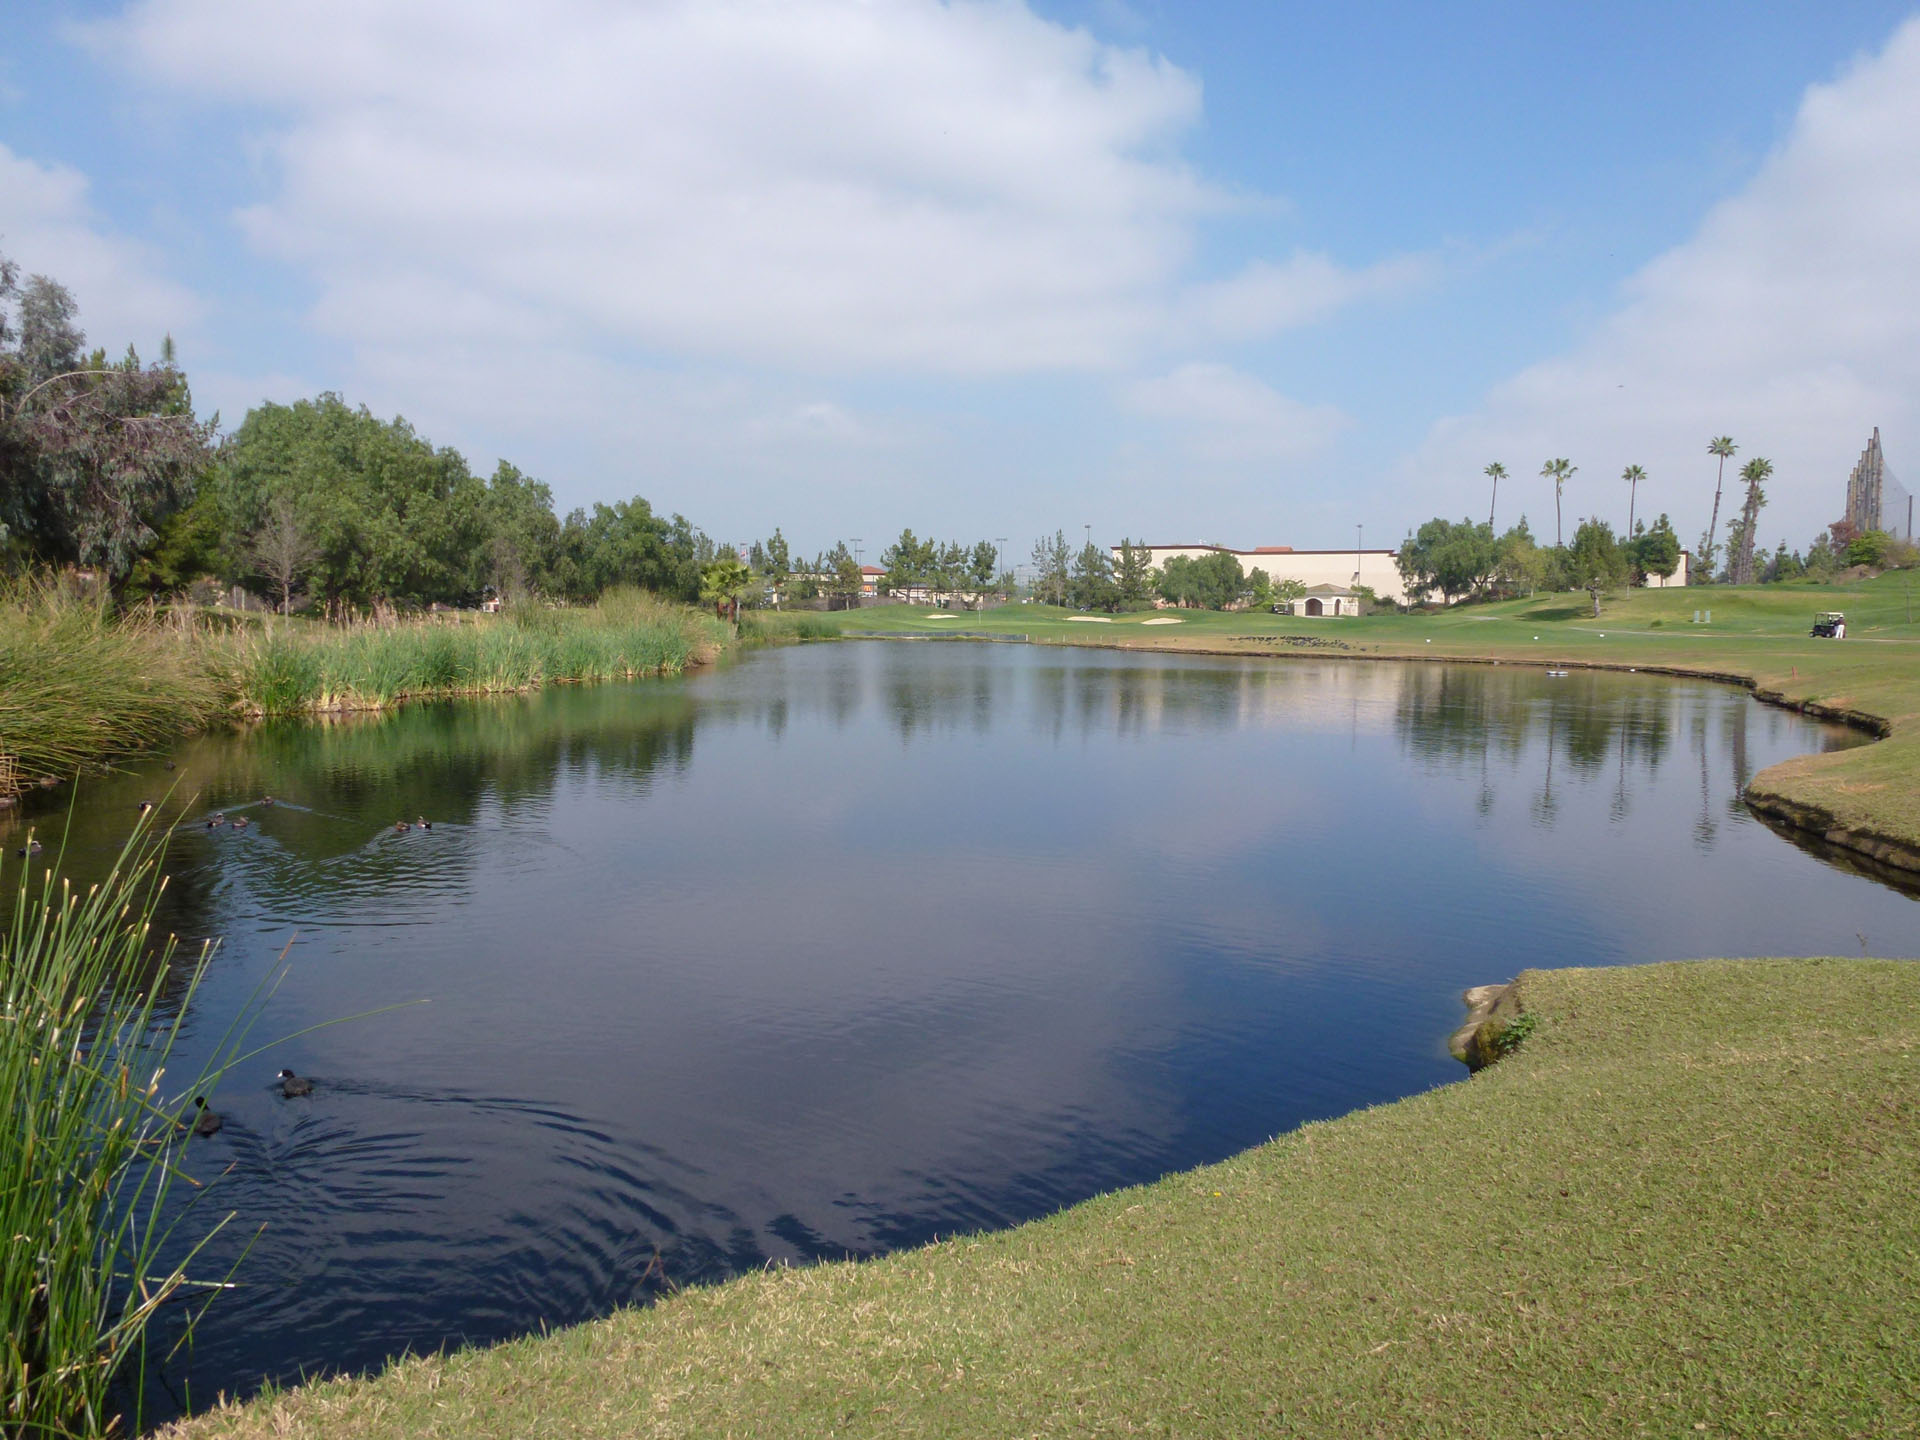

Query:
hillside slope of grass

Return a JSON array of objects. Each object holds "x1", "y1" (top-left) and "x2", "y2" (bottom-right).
[{"x1": 167, "y1": 956, "x2": 1920, "y2": 1439}]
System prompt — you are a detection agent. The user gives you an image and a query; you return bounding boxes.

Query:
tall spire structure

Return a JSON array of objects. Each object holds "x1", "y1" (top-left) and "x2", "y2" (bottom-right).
[{"x1": 1845, "y1": 428, "x2": 1885, "y2": 533}]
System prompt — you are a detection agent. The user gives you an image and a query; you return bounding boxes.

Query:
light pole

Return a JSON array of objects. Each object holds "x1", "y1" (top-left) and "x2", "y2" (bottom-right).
[
  {"x1": 850, "y1": 538, "x2": 862, "y2": 568},
  {"x1": 1355, "y1": 524, "x2": 1363, "y2": 583},
  {"x1": 995, "y1": 538, "x2": 1008, "y2": 591}
]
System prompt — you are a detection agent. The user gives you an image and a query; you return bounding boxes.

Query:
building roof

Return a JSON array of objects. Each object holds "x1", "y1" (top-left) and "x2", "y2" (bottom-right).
[
  {"x1": 860, "y1": 565, "x2": 884, "y2": 575},
  {"x1": 1302, "y1": 583, "x2": 1356, "y2": 596}
]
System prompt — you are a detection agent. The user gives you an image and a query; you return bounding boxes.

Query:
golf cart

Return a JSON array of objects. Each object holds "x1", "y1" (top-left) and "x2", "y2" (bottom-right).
[{"x1": 1811, "y1": 612, "x2": 1846, "y2": 639}]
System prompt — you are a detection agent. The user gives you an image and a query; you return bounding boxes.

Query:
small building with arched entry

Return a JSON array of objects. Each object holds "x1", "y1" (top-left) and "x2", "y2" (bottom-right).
[{"x1": 1295, "y1": 583, "x2": 1358, "y2": 616}]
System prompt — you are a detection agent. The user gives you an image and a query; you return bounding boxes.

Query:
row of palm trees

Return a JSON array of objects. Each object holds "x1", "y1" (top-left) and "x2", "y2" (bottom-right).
[{"x1": 1483, "y1": 438, "x2": 1772, "y2": 578}]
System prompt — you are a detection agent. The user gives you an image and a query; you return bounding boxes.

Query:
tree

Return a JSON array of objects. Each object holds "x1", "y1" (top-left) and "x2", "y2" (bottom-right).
[
  {"x1": 969, "y1": 540, "x2": 998, "y2": 597},
  {"x1": 483, "y1": 461, "x2": 561, "y2": 599},
  {"x1": 1540, "y1": 458, "x2": 1575, "y2": 547},
  {"x1": 763, "y1": 527, "x2": 792, "y2": 607},
  {"x1": 1398, "y1": 518, "x2": 1498, "y2": 603},
  {"x1": 1156, "y1": 550, "x2": 1242, "y2": 609},
  {"x1": 1069, "y1": 541, "x2": 1117, "y2": 611},
  {"x1": 0, "y1": 259, "x2": 214, "y2": 581},
  {"x1": 1627, "y1": 513, "x2": 1681, "y2": 584},
  {"x1": 1113, "y1": 538, "x2": 1158, "y2": 607},
  {"x1": 1494, "y1": 518, "x2": 1549, "y2": 597},
  {"x1": 1246, "y1": 567, "x2": 1274, "y2": 610},
  {"x1": 1844, "y1": 529, "x2": 1895, "y2": 569},
  {"x1": 881, "y1": 528, "x2": 933, "y2": 600},
  {"x1": 1731, "y1": 457, "x2": 1771, "y2": 584},
  {"x1": 1271, "y1": 576, "x2": 1307, "y2": 611},
  {"x1": 1029, "y1": 531, "x2": 1071, "y2": 606},
  {"x1": 699, "y1": 555, "x2": 754, "y2": 624},
  {"x1": 1565, "y1": 517, "x2": 1628, "y2": 616},
  {"x1": 1704, "y1": 436, "x2": 1737, "y2": 578},
  {"x1": 1484, "y1": 461, "x2": 1506, "y2": 530},
  {"x1": 243, "y1": 494, "x2": 321, "y2": 614},
  {"x1": 1621, "y1": 464, "x2": 1646, "y2": 537}
]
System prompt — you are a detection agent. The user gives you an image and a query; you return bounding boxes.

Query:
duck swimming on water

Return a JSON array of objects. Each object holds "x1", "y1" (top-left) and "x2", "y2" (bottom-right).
[
  {"x1": 191, "y1": 1097, "x2": 222, "y2": 1137},
  {"x1": 416, "y1": 816, "x2": 432, "y2": 831},
  {"x1": 275, "y1": 1069, "x2": 313, "y2": 1098},
  {"x1": 231, "y1": 816, "x2": 250, "y2": 830},
  {"x1": 17, "y1": 839, "x2": 43, "y2": 856},
  {"x1": 137, "y1": 800, "x2": 155, "y2": 814},
  {"x1": 394, "y1": 820, "x2": 411, "y2": 833},
  {"x1": 207, "y1": 814, "x2": 225, "y2": 829}
]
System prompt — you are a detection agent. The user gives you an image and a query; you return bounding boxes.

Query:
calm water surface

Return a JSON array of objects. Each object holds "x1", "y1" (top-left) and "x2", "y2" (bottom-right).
[{"x1": 7, "y1": 641, "x2": 1916, "y2": 1417}]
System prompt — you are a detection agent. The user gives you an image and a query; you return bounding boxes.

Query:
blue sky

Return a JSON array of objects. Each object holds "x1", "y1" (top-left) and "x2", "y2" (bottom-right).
[{"x1": 4, "y1": 1, "x2": 1918, "y2": 560}]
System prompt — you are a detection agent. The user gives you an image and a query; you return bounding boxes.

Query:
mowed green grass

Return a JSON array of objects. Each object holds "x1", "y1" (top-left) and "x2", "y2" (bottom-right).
[
  {"x1": 166, "y1": 957, "x2": 1920, "y2": 1440},
  {"x1": 818, "y1": 573, "x2": 1920, "y2": 849}
]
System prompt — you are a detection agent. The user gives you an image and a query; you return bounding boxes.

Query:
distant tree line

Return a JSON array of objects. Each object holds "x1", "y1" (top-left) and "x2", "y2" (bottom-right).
[{"x1": 0, "y1": 251, "x2": 728, "y2": 613}]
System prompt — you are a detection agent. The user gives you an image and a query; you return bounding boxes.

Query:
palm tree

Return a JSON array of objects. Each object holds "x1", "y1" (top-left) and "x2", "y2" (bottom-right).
[
  {"x1": 1541, "y1": 458, "x2": 1575, "y2": 546},
  {"x1": 1705, "y1": 436, "x2": 1737, "y2": 576},
  {"x1": 1621, "y1": 464, "x2": 1646, "y2": 538},
  {"x1": 1732, "y1": 456, "x2": 1772, "y2": 584},
  {"x1": 1484, "y1": 462, "x2": 1507, "y2": 531}
]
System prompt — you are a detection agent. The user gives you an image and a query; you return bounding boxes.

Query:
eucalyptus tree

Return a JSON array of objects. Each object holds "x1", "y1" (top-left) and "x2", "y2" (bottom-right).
[
  {"x1": 1484, "y1": 461, "x2": 1506, "y2": 530},
  {"x1": 1704, "y1": 436, "x2": 1737, "y2": 579},
  {"x1": 1731, "y1": 456, "x2": 1772, "y2": 584},
  {"x1": 1621, "y1": 464, "x2": 1646, "y2": 537},
  {"x1": 1540, "y1": 458, "x2": 1575, "y2": 547}
]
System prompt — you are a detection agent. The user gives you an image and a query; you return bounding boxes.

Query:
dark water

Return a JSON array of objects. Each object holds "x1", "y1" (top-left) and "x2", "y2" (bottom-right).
[{"x1": 5, "y1": 641, "x2": 1916, "y2": 1418}]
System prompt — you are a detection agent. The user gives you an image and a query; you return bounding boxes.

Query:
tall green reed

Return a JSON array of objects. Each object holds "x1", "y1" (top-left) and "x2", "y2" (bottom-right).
[{"x1": 0, "y1": 817, "x2": 240, "y2": 1437}]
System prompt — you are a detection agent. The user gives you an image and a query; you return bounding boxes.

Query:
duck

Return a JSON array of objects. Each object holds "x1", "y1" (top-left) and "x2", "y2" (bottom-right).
[
  {"x1": 137, "y1": 800, "x2": 156, "y2": 814},
  {"x1": 231, "y1": 816, "x2": 250, "y2": 830},
  {"x1": 275, "y1": 1068, "x2": 314, "y2": 1098},
  {"x1": 191, "y1": 1097, "x2": 222, "y2": 1137},
  {"x1": 262, "y1": 796, "x2": 275, "y2": 807},
  {"x1": 17, "y1": 839, "x2": 43, "y2": 856},
  {"x1": 207, "y1": 813, "x2": 225, "y2": 829},
  {"x1": 416, "y1": 816, "x2": 432, "y2": 831},
  {"x1": 394, "y1": 820, "x2": 411, "y2": 833}
]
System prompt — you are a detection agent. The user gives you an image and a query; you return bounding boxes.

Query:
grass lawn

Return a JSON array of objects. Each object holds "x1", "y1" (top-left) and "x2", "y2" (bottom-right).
[
  {"x1": 166, "y1": 956, "x2": 1920, "y2": 1439},
  {"x1": 761, "y1": 571, "x2": 1920, "y2": 865}
]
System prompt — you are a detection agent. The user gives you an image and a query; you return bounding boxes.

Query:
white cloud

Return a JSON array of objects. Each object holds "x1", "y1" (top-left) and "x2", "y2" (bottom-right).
[
  {"x1": 1125, "y1": 361, "x2": 1347, "y2": 461},
  {"x1": 1178, "y1": 251, "x2": 1434, "y2": 344},
  {"x1": 90, "y1": 0, "x2": 1214, "y2": 375},
  {"x1": 1409, "y1": 17, "x2": 1920, "y2": 550},
  {"x1": 0, "y1": 141, "x2": 201, "y2": 351}
]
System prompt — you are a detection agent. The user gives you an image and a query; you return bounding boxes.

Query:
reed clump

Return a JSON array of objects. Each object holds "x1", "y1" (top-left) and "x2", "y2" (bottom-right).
[
  {"x1": 219, "y1": 589, "x2": 721, "y2": 717},
  {"x1": 1, "y1": 821, "x2": 235, "y2": 1437},
  {"x1": 0, "y1": 580, "x2": 225, "y2": 785}
]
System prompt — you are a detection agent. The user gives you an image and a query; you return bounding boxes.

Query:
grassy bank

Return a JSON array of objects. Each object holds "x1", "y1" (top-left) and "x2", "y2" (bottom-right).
[
  {"x1": 163, "y1": 955, "x2": 1920, "y2": 1438},
  {"x1": 809, "y1": 571, "x2": 1920, "y2": 866},
  {"x1": 0, "y1": 586, "x2": 727, "y2": 788}
]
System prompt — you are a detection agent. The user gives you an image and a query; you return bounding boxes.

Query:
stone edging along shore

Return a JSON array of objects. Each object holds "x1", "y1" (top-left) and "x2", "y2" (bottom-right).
[{"x1": 1013, "y1": 632, "x2": 1920, "y2": 878}]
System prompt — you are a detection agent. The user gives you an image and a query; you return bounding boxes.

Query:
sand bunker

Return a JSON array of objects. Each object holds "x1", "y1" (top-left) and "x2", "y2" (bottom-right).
[
  {"x1": 1141, "y1": 617, "x2": 1183, "y2": 625},
  {"x1": 920, "y1": 613, "x2": 961, "y2": 620},
  {"x1": 1066, "y1": 616, "x2": 1113, "y2": 623}
]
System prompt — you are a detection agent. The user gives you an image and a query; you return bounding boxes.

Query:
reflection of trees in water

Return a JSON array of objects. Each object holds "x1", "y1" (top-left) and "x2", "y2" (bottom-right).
[
  {"x1": 1692, "y1": 706, "x2": 1718, "y2": 850},
  {"x1": 1393, "y1": 668, "x2": 1676, "y2": 828}
]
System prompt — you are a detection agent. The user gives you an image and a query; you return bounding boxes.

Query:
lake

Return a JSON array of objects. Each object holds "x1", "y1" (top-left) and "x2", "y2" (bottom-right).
[{"x1": 11, "y1": 639, "x2": 1916, "y2": 1418}]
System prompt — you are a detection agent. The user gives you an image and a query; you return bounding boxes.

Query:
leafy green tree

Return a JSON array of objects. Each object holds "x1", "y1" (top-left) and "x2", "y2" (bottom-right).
[
  {"x1": 1764, "y1": 541, "x2": 1805, "y2": 583},
  {"x1": 551, "y1": 496, "x2": 706, "y2": 603},
  {"x1": 1731, "y1": 457, "x2": 1772, "y2": 584},
  {"x1": 1565, "y1": 517, "x2": 1628, "y2": 616},
  {"x1": 1626, "y1": 513, "x2": 1681, "y2": 584},
  {"x1": 1156, "y1": 550, "x2": 1242, "y2": 609},
  {"x1": 1494, "y1": 518, "x2": 1548, "y2": 597},
  {"x1": 1704, "y1": 436, "x2": 1737, "y2": 577},
  {"x1": 215, "y1": 394, "x2": 489, "y2": 607},
  {"x1": 1246, "y1": 567, "x2": 1273, "y2": 609},
  {"x1": 1271, "y1": 576, "x2": 1307, "y2": 611},
  {"x1": 1805, "y1": 530, "x2": 1839, "y2": 578},
  {"x1": 1844, "y1": 529, "x2": 1895, "y2": 568},
  {"x1": 1397, "y1": 518, "x2": 1498, "y2": 603},
  {"x1": 1621, "y1": 464, "x2": 1646, "y2": 537},
  {"x1": 483, "y1": 461, "x2": 561, "y2": 599},
  {"x1": 1540, "y1": 458, "x2": 1575, "y2": 547}
]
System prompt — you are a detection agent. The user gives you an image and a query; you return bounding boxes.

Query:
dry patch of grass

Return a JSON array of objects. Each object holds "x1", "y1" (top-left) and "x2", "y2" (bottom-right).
[{"x1": 166, "y1": 957, "x2": 1920, "y2": 1440}]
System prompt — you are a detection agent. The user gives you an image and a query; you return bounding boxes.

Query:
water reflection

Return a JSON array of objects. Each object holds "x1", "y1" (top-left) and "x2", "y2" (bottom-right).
[{"x1": 6, "y1": 642, "x2": 1911, "y2": 1422}]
